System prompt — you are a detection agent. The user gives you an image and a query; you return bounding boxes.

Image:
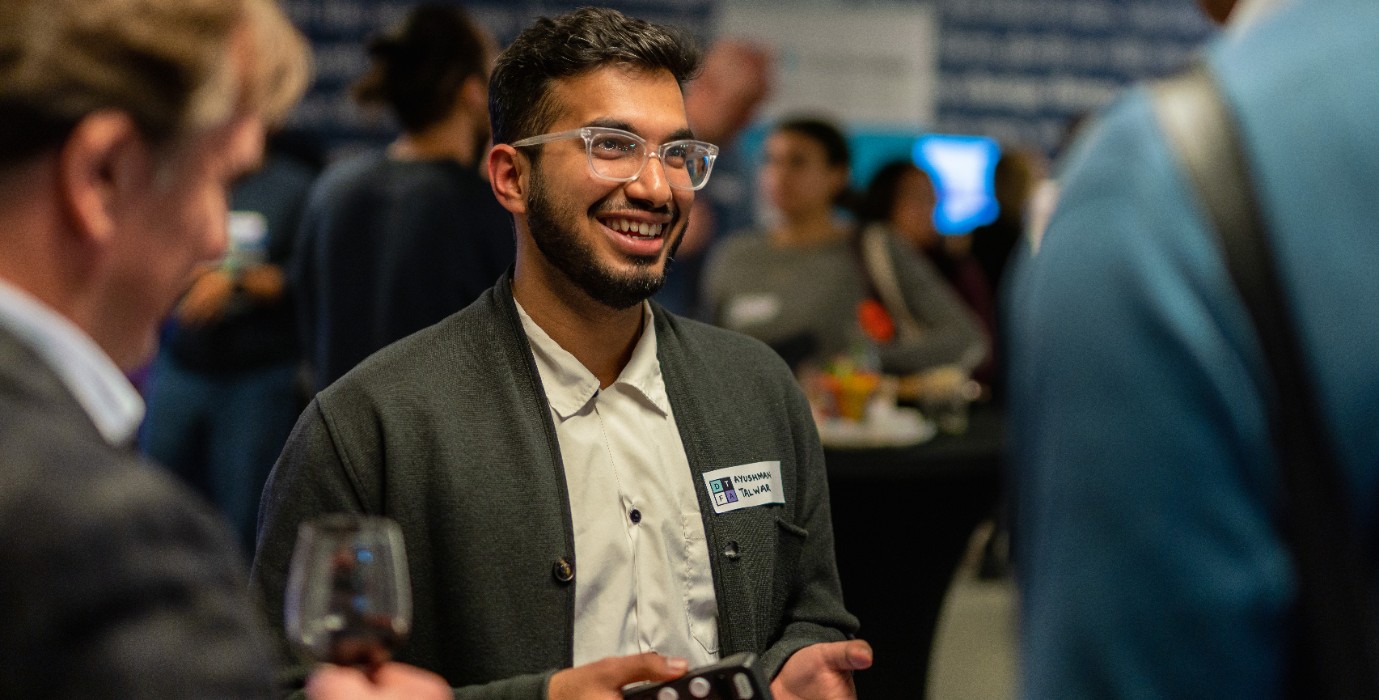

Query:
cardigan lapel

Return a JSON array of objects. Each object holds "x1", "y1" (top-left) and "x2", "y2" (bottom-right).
[{"x1": 651, "y1": 304, "x2": 761, "y2": 657}]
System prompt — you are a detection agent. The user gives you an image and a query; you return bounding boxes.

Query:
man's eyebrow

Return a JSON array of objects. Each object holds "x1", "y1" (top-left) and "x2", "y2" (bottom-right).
[
  {"x1": 584, "y1": 118, "x2": 698, "y2": 142},
  {"x1": 586, "y1": 118, "x2": 635, "y2": 132}
]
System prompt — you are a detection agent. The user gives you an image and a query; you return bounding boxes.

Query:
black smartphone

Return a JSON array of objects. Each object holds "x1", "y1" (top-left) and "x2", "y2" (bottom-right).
[{"x1": 622, "y1": 652, "x2": 771, "y2": 700}]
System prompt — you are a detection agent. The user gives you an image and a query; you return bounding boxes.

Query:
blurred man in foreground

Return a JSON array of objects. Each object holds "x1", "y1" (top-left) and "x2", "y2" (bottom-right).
[
  {"x1": 1008, "y1": 0, "x2": 1379, "y2": 695},
  {"x1": 0, "y1": 0, "x2": 445, "y2": 696}
]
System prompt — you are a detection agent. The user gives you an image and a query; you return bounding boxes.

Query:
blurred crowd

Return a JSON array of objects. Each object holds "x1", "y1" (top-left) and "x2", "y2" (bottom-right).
[{"x1": 134, "y1": 9, "x2": 1058, "y2": 558}]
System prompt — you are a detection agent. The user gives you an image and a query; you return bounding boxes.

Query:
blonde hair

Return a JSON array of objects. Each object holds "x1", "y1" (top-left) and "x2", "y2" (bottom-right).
[
  {"x1": 0, "y1": 0, "x2": 310, "y2": 164},
  {"x1": 241, "y1": 0, "x2": 312, "y2": 127}
]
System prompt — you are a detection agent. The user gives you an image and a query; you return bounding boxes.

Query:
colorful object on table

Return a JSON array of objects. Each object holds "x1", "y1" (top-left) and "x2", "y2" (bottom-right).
[{"x1": 818, "y1": 361, "x2": 881, "y2": 422}]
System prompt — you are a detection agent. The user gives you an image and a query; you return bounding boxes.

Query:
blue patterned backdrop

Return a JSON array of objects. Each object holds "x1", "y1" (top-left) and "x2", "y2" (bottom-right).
[
  {"x1": 281, "y1": 0, "x2": 1213, "y2": 160},
  {"x1": 934, "y1": 0, "x2": 1213, "y2": 152},
  {"x1": 281, "y1": 0, "x2": 715, "y2": 159}
]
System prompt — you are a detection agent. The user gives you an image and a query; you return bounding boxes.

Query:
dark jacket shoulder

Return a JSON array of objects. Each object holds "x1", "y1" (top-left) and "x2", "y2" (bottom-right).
[{"x1": 0, "y1": 332, "x2": 274, "y2": 698}]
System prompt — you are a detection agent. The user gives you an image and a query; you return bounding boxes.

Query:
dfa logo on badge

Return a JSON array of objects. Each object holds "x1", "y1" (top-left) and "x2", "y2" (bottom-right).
[
  {"x1": 702, "y1": 461, "x2": 784, "y2": 514},
  {"x1": 709, "y1": 477, "x2": 739, "y2": 507}
]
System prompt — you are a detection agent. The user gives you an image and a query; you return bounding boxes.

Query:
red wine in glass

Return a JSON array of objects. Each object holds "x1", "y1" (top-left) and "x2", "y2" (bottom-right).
[{"x1": 285, "y1": 515, "x2": 411, "y2": 676}]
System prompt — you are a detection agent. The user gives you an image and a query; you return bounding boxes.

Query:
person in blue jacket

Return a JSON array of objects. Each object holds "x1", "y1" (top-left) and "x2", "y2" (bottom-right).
[{"x1": 1008, "y1": 0, "x2": 1379, "y2": 695}]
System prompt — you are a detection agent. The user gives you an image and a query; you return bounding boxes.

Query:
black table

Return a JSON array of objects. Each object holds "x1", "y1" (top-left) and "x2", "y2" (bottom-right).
[{"x1": 825, "y1": 402, "x2": 1005, "y2": 699}]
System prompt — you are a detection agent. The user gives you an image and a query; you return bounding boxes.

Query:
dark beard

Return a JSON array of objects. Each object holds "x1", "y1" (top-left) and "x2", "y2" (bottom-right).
[{"x1": 526, "y1": 171, "x2": 677, "y2": 310}]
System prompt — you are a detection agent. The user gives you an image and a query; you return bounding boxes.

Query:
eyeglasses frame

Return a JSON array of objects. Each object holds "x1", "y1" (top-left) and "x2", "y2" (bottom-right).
[{"x1": 510, "y1": 126, "x2": 719, "y2": 191}]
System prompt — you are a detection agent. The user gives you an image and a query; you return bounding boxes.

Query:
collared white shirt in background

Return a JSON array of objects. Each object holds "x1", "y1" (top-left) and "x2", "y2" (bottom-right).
[
  {"x1": 515, "y1": 298, "x2": 720, "y2": 667},
  {"x1": 0, "y1": 278, "x2": 144, "y2": 446}
]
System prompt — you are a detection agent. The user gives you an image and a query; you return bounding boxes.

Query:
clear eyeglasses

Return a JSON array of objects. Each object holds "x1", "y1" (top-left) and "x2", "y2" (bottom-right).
[{"x1": 512, "y1": 126, "x2": 719, "y2": 191}]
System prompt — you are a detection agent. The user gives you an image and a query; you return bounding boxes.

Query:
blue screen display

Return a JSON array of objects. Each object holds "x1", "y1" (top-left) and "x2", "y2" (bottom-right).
[{"x1": 912, "y1": 134, "x2": 1001, "y2": 234}]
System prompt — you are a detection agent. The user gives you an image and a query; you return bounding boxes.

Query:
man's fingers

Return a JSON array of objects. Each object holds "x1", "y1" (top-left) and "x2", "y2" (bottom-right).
[
  {"x1": 304, "y1": 664, "x2": 368, "y2": 697},
  {"x1": 306, "y1": 663, "x2": 452, "y2": 700},
  {"x1": 550, "y1": 652, "x2": 691, "y2": 699},
  {"x1": 370, "y1": 662, "x2": 453, "y2": 699},
  {"x1": 845, "y1": 640, "x2": 874, "y2": 670},
  {"x1": 595, "y1": 652, "x2": 690, "y2": 687},
  {"x1": 819, "y1": 640, "x2": 874, "y2": 671}
]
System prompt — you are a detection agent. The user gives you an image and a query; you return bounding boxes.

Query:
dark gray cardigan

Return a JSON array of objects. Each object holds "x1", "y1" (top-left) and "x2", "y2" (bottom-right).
[{"x1": 251, "y1": 273, "x2": 857, "y2": 699}]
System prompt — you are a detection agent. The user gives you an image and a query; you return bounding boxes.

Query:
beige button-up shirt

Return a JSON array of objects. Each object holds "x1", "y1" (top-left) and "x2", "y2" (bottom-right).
[{"x1": 515, "y1": 299, "x2": 720, "y2": 667}]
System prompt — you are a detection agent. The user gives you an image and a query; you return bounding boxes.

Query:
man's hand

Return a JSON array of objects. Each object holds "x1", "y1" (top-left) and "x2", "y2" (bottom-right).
[
  {"x1": 305, "y1": 662, "x2": 451, "y2": 700},
  {"x1": 548, "y1": 652, "x2": 689, "y2": 700},
  {"x1": 770, "y1": 640, "x2": 873, "y2": 700}
]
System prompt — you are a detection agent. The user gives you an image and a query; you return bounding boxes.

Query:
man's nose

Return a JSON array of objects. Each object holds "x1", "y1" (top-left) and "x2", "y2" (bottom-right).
[{"x1": 625, "y1": 153, "x2": 674, "y2": 208}]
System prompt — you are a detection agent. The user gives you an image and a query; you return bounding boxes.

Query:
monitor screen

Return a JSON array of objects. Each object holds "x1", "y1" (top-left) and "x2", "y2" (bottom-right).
[{"x1": 912, "y1": 134, "x2": 1001, "y2": 235}]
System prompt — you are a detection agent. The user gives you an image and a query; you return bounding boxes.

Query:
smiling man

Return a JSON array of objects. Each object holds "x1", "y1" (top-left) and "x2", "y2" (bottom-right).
[{"x1": 253, "y1": 7, "x2": 869, "y2": 700}]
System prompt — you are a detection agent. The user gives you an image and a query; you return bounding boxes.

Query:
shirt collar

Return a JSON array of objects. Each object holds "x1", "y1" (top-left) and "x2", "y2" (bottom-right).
[
  {"x1": 0, "y1": 278, "x2": 145, "y2": 446},
  {"x1": 618, "y1": 303, "x2": 670, "y2": 414},
  {"x1": 514, "y1": 297, "x2": 670, "y2": 420}
]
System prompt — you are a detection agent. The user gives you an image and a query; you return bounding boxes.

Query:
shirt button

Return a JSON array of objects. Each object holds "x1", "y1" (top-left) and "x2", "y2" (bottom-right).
[
  {"x1": 552, "y1": 557, "x2": 575, "y2": 584},
  {"x1": 723, "y1": 541, "x2": 740, "y2": 560},
  {"x1": 629, "y1": 508, "x2": 642, "y2": 524}
]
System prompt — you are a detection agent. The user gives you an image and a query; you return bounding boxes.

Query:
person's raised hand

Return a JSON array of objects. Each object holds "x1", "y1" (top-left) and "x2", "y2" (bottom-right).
[
  {"x1": 305, "y1": 662, "x2": 451, "y2": 700},
  {"x1": 548, "y1": 652, "x2": 689, "y2": 700},
  {"x1": 770, "y1": 640, "x2": 873, "y2": 700}
]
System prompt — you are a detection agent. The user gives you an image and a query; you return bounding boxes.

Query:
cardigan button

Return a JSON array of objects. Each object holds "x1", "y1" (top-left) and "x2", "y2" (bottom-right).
[
  {"x1": 553, "y1": 557, "x2": 575, "y2": 584},
  {"x1": 723, "y1": 541, "x2": 740, "y2": 560}
]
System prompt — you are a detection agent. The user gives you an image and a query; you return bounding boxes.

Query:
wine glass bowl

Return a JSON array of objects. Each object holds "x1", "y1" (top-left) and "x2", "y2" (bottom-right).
[{"x1": 284, "y1": 515, "x2": 411, "y2": 673}]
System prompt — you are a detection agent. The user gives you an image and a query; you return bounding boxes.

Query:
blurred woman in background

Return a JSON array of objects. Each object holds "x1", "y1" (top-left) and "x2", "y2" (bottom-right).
[
  {"x1": 862, "y1": 160, "x2": 998, "y2": 387},
  {"x1": 701, "y1": 117, "x2": 986, "y2": 380}
]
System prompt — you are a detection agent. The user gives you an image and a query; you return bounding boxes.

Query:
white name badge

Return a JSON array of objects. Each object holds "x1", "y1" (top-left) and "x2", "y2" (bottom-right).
[
  {"x1": 703, "y1": 461, "x2": 785, "y2": 514},
  {"x1": 725, "y1": 294, "x2": 780, "y2": 328}
]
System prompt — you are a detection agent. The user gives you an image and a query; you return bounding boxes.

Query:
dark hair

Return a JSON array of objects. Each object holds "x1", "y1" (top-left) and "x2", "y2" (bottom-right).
[
  {"x1": 773, "y1": 115, "x2": 857, "y2": 209},
  {"x1": 861, "y1": 159, "x2": 931, "y2": 224},
  {"x1": 352, "y1": 4, "x2": 489, "y2": 134},
  {"x1": 488, "y1": 7, "x2": 701, "y2": 146},
  {"x1": 774, "y1": 116, "x2": 851, "y2": 169}
]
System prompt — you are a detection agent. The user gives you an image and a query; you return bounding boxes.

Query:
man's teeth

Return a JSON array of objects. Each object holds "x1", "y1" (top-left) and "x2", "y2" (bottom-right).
[{"x1": 605, "y1": 219, "x2": 663, "y2": 238}]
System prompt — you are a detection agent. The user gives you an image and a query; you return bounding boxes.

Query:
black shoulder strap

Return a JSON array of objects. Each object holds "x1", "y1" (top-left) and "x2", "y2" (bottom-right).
[{"x1": 1150, "y1": 62, "x2": 1379, "y2": 698}]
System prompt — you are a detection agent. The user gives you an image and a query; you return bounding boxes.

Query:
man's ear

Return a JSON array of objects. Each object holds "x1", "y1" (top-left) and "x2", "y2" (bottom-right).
[
  {"x1": 57, "y1": 111, "x2": 150, "y2": 246},
  {"x1": 488, "y1": 143, "x2": 529, "y2": 215}
]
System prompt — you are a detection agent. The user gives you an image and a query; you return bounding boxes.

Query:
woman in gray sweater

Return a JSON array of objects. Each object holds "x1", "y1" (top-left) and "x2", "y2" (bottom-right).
[{"x1": 700, "y1": 117, "x2": 987, "y2": 377}]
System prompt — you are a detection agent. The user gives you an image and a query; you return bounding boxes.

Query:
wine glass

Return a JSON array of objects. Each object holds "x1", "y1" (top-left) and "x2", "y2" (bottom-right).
[{"x1": 284, "y1": 514, "x2": 411, "y2": 675}]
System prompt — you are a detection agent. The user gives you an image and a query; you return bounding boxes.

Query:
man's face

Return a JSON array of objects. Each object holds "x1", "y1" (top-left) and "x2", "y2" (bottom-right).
[
  {"x1": 102, "y1": 114, "x2": 265, "y2": 368},
  {"x1": 520, "y1": 66, "x2": 695, "y2": 310},
  {"x1": 90, "y1": 18, "x2": 269, "y2": 370}
]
